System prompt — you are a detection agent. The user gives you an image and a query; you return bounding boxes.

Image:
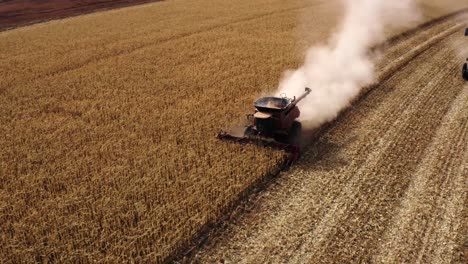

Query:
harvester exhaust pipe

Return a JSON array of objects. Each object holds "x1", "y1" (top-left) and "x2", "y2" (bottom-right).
[
  {"x1": 294, "y1": 87, "x2": 312, "y2": 105},
  {"x1": 284, "y1": 87, "x2": 311, "y2": 115}
]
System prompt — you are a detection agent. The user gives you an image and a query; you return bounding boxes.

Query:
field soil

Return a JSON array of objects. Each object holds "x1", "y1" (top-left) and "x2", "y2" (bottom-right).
[
  {"x1": 192, "y1": 15, "x2": 468, "y2": 263},
  {"x1": 0, "y1": 0, "x2": 160, "y2": 31},
  {"x1": 0, "y1": 0, "x2": 467, "y2": 263}
]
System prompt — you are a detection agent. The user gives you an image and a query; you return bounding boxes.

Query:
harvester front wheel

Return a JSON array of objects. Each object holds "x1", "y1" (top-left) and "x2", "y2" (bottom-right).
[
  {"x1": 244, "y1": 126, "x2": 257, "y2": 137},
  {"x1": 287, "y1": 121, "x2": 302, "y2": 146}
]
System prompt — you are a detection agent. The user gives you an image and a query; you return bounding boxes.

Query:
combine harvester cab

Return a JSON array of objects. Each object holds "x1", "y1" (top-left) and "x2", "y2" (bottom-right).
[{"x1": 218, "y1": 87, "x2": 311, "y2": 164}]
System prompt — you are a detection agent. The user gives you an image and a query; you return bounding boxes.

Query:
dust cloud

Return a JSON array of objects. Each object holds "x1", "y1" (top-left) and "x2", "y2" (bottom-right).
[{"x1": 277, "y1": 0, "x2": 421, "y2": 128}]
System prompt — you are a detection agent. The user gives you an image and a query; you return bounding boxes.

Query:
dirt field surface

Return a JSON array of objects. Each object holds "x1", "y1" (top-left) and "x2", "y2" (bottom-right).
[
  {"x1": 1, "y1": 0, "x2": 468, "y2": 263},
  {"x1": 0, "y1": 0, "x2": 161, "y2": 31},
  {"x1": 192, "y1": 14, "x2": 468, "y2": 264}
]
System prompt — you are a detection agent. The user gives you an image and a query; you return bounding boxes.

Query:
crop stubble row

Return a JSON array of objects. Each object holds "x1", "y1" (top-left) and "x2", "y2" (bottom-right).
[{"x1": 308, "y1": 32, "x2": 466, "y2": 264}]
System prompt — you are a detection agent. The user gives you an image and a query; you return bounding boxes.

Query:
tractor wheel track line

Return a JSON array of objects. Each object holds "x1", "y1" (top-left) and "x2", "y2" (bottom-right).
[
  {"x1": 378, "y1": 22, "x2": 464, "y2": 88},
  {"x1": 378, "y1": 153, "x2": 468, "y2": 263},
  {"x1": 295, "y1": 64, "x2": 439, "y2": 257},
  {"x1": 446, "y1": 149, "x2": 468, "y2": 264},
  {"x1": 297, "y1": 62, "x2": 447, "y2": 259},
  {"x1": 172, "y1": 15, "x2": 466, "y2": 263},
  {"x1": 415, "y1": 113, "x2": 468, "y2": 263},
  {"x1": 374, "y1": 89, "x2": 468, "y2": 263},
  {"x1": 386, "y1": 90, "x2": 468, "y2": 262},
  {"x1": 307, "y1": 57, "x2": 454, "y2": 256},
  {"x1": 308, "y1": 43, "x2": 466, "y2": 260},
  {"x1": 351, "y1": 62, "x2": 436, "y2": 159},
  {"x1": 441, "y1": 103, "x2": 468, "y2": 263},
  {"x1": 416, "y1": 139, "x2": 467, "y2": 263}
]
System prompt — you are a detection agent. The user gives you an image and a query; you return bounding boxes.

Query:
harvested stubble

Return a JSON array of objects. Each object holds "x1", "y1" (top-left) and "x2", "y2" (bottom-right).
[{"x1": 1, "y1": 0, "x2": 467, "y2": 262}]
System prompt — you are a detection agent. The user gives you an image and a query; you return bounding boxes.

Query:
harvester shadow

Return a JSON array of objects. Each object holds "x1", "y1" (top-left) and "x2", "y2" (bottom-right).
[{"x1": 303, "y1": 136, "x2": 350, "y2": 171}]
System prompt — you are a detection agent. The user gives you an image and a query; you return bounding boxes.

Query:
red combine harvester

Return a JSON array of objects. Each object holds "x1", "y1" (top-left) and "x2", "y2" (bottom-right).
[{"x1": 218, "y1": 87, "x2": 311, "y2": 164}]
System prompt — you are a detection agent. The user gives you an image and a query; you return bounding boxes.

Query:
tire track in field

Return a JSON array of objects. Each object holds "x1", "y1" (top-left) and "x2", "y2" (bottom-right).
[
  {"x1": 373, "y1": 88, "x2": 468, "y2": 263},
  {"x1": 415, "y1": 122, "x2": 467, "y2": 264},
  {"x1": 304, "y1": 34, "x2": 464, "y2": 263},
  {"x1": 190, "y1": 16, "x2": 467, "y2": 263},
  {"x1": 417, "y1": 99, "x2": 467, "y2": 263},
  {"x1": 289, "y1": 49, "x2": 452, "y2": 262}
]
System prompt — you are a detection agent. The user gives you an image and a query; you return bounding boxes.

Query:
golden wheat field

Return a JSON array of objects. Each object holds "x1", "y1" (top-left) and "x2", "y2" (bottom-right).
[{"x1": 1, "y1": 0, "x2": 467, "y2": 262}]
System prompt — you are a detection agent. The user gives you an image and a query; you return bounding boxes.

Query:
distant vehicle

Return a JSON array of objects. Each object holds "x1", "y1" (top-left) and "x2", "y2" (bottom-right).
[{"x1": 463, "y1": 28, "x2": 468, "y2": 81}]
